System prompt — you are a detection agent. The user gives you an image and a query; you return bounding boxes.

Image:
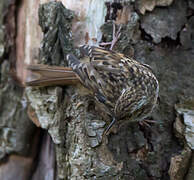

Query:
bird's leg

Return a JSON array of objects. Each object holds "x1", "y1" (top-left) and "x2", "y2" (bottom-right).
[
  {"x1": 100, "y1": 23, "x2": 122, "y2": 50},
  {"x1": 139, "y1": 119, "x2": 156, "y2": 127},
  {"x1": 139, "y1": 119, "x2": 158, "y2": 135},
  {"x1": 110, "y1": 24, "x2": 122, "y2": 50},
  {"x1": 104, "y1": 116, "x2": 116, "y2": 135}
]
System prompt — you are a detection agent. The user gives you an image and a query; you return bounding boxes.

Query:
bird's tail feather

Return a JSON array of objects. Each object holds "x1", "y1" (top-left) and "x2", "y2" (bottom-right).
[{"x1": 25, "y1": 64, "x2": 79, "y2": 87}]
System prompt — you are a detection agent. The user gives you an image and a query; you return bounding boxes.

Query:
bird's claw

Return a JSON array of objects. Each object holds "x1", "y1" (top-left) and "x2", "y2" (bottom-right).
[{"x1": 100, "y1": 23, "x2": 122, "y2": 50}]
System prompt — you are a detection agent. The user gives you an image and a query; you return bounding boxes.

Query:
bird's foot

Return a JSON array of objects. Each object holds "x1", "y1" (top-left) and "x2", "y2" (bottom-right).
[
  {"x1": 100, "y1": 23, "x2": 122, "y2": 50},
  {"x1": 139, "y1": 119, "x2": 156, "y2": 128}
]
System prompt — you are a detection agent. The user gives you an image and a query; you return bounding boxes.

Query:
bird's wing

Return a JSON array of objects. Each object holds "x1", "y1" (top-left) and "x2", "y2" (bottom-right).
[
  {"x1": 66, "y1": 54, "x2": 108, "y2": 101},
  {"x1": 80, "y1": 46, "x2": 130, "y2": 101},
  {"x1": 79, "y1": 45, "x2": 140, "y2": 74},
  {"x1": 80, "y1": 45, "x2": 124, "y2": 62},
  {"x1": 78, "y1": 46, "x2": 133, "y2": 106}
]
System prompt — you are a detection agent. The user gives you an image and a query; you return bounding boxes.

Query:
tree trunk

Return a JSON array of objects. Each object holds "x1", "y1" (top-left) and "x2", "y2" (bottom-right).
[{"x1": 0, "y1": 0, "x2": 194, "y2": 180}]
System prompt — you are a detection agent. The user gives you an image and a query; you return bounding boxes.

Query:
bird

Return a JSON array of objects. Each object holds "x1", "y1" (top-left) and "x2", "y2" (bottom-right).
[{"x1": 26, "y1": 45, "x2": 159, "y2": 134}]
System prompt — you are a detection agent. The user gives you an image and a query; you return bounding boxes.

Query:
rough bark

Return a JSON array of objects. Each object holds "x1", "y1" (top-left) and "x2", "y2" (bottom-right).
[
  {"x1": 0, "y1": 0, "x2": 194, "y2": 180},
  {"x1": 0, "y1": 0, "x2": 39, "y2": 179}
]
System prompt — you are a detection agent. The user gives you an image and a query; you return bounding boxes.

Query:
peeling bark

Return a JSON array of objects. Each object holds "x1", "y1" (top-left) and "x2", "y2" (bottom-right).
[{"x1": 1, "y1": 0, "x2": 194, "y2": 180}]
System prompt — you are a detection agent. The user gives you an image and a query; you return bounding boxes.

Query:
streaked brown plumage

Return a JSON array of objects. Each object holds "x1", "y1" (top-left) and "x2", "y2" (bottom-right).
[{"x1": 26, "y1": 46, "x2": 159, "y2": 134}]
